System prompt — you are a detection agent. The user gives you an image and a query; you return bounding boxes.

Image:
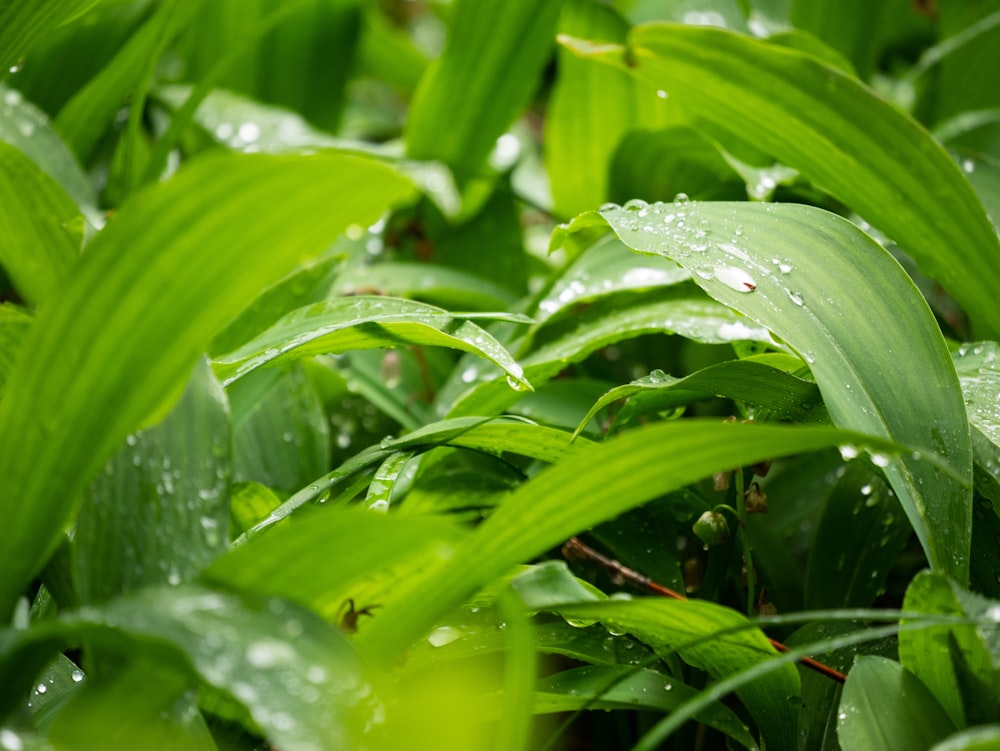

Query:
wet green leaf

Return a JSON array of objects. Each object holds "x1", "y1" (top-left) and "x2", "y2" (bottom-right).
[
  {"x1": 212, "y1": 295, "x2": 532, "y2": 390},
  {"x1": 0, "y1": 584, "x2": 376, "y2": 749},
  {"x1": 838, "y1": 656, "x2": 956, "y2": 751},
  {"x1": 562, "y1": 24, "x2": 1000, "y2": 335},
  {"x1": 0, "y1": 151, "x2": 414, "y2": 620},
  {"x1": 74, "y1": 359, "x2": 230, "y2": 604},
  {"x1": 559, "y1": 200, "x2": 973, "y2": 583}
]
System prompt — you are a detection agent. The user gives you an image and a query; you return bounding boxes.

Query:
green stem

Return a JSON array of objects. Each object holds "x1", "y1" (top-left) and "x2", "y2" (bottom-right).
[{"x1": 734, "y1": 468, "x2": 755, "y2": 617}]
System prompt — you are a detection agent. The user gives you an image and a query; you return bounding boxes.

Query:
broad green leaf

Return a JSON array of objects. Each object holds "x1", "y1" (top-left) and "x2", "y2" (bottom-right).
[
  {"x1": 838, "y1": 656, "x2": 956, "y2": 751},
  {"x1": 405, "y1": 0, "x2": 565, "y2": 182},
  {"x1": 365, "y1": 451, "x2": 414, "y2": 512},
  {"x1": 230, "y1": 365, "x2": 330, "y2": 496},
  {"x1": 551, "y1": 598, "x2": 799, "y2": 750},
  {"x1": 48, "y1": 659, "x2": 216, "y2": 751},
  {"x1": 229, "y1": 481, "x2": 282, "y2": 537},
  {"x1": 0, "y1": 0, "x2": 102, "y2": 74},
  {"x1": 546, "y1": 0, "x2": 676, "y2": 217},
  {"x1": 557, "y1": 200, "x2": 973, "y2": 582},
  {"x1": 0, "y1": 140, "x2": 80, "y2": 307},
  {"x1": 26, "y1": 653, "x2": 85, "y2": 732},
  {"x1": 562, "y1": 24, "x2": 1000, "y2": 335},
  {"x1": 359, "y1": 420, "x2": 904, "y2": 658},
  {"x1": 0, "y1": 585, "x2": 376, "y2": 749},
  {"x1": 0, "y1": 151, "x2": 414, "y2": 620},
  {"x1": 54, "y1": 0, "x2": 199, "y2": 164},
  {"x1": 578, "y1": 357, "x2": 825, "y2": 434},
  {"x1": 74, "y1": 359, "x2": 230, "y2": 604},
  {"x1": 534, "y1": 666, "x2": 756, "y2": 750},
  {"x1": 900, "y1": 572, "x2": 998, "y2": 728},
  {"x1": 211, "y1": 295, "x2": 532, "y2": 390},
  {"x1": 805, "y1": 465, "x2": 910, "y2": 610},
  {"x1": 0, "y1": 84, "x2": 96, "y2": 213},
  {"x1": 444, "y1": 286, "x2": 774, "y2": 418},
  {"x1": 932, "y1": 726, "x2": 1000, "y2": 751}
]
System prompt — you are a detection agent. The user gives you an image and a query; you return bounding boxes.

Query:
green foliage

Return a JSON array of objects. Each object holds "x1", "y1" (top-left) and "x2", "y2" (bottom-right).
[{"x1": 2, "y1": 1, "x2": 1000, "y2": 750}]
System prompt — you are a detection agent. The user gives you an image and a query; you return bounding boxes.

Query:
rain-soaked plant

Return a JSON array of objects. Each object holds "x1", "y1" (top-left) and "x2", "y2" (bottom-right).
[{"x1": 2, "y1": 1, "x2": 1000, "y2": 749}]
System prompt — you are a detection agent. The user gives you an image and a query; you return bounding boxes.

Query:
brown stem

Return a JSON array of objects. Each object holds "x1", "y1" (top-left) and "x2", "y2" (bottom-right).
[{"x1": 562, "y1": 537, "x2": 846, "y2": 684}]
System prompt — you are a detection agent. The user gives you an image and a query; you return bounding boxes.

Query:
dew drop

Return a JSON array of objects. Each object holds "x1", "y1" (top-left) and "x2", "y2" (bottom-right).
[
  {"x1": 713, "y1": 265, "x2": 757, "y2": 292},
  {"x1": 623, "y1": 198, "x2": 649, "y2": 212},
  {"x1": 870, "y1": 453, "x2": 891, "y2": 468},
  {"x1": 839, "y1": 445, "x2": 859, "y2": 461},
  {"x1": 0, "y1": 729, "x2": 24, "y2": 751},
  {"x1": 673, "y1": 193, "x2": 691, "y2": 204},
  {"x1": 506, "y1": 374, "x2": 529, "y2": 391},
  {"x1": 237, "y1": 122, "x2": 260, "y2": 143},
  {"x1": 71, "y1": 669, "x2": 85, "y2": 683},
  {"x1": 655, "y1": 89, "x2": 668, "y2": 99},
  {"x1": 787, "y1": 289, "x2": 805, "y2": 306},
  {"x1": 460, "y1": 366, "x2": 478, "y2": 383}
]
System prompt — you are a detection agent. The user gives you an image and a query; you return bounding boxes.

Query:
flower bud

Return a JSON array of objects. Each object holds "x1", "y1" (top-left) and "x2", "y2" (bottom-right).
[{"x1": 693, "y1": 510, "x2": 729, "y2": 545}]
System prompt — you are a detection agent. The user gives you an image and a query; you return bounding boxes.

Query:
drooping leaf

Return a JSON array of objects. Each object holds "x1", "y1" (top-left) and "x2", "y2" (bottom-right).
[
  {"x1": 838, "y1": 656, "x2": 956, "y2": 751},
  {"x1": 556, "y1": 200, "x2": 973, "y2": 583},
  {"x1": 561, "y1": 24, "x2": 1000, "y2": 335},
  {"x1": 211, "y1": 295, "x2": 532, "y2": 390},
  {"x1": 0, "y1": 151, "x2": 414, "y2": 620}
]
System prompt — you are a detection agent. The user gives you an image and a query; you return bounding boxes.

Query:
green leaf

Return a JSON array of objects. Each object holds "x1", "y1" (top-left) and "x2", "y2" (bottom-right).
[
  {"x1": 0, "y1": 151, "x2": 414, "y2": 620},
  {"x1": 900, "y1": 571, "x2": 998, "y2": 728},
  {"x1": 230, "y1": 365, "x2": 330, "y2": 496},
  {"x1": 546, "y1": 0, "x2": 676, "y2": 217},
  {"x1": 48, "y1": 659, "x2": 216, "y2": 751},
  {"x1": 74, "y1": 359, "x2": 230, "y2": 604},
  {"x1": 359, "y1": 419, "x2": 904, "y2": 658},
  {"x1": 534, "y1": 666, "x2": 757, "y2": 750},
  {"x1": 954, "y1": 341, "x2": 1000, "y2": 450},
  {"x1": 54, "y1": 0, "x2": 199, "y2": 164},
  {"x1": 0, "y1": 83, "x2": 97, "y2": 213},
  {"x1": 0, "y1": 0, "x2": 103, "y2": 74},
  {"x1": 558, "y1": 200, "x2": 973, "y2": 583},
  {"x1": 578, "y1": 357, "x2": 825, "y2": 434},
  {"x1": 838, "y1": 656, "x2": 956, "y2": 751},
  {"x1": 445, "y1": 285, "x2": 773, "y2": 418},
  {"x1": 211, "y1": 295, "x2": 532, "y2": 390},
  {"x1": 562, "y1": 24, "x2": 1000, "y2": 335},
  {"x1": 405, "y1": 0, "x2": 565, "y2": 182},
  {"x1": 805, "y1": 464, "x2": 911, "y2": 609},
  {"x1": 0, "y1": 584, "x2": 376, "y2": 749},
  {"x1": 551, "y1": 598, "x2": 799, "y2": 750},
  {"x1": 0, "y1": 139, "x2": 80, "y2": 307}
]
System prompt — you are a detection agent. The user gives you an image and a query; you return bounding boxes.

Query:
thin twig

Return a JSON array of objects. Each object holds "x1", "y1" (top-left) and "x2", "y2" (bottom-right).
[{"x1": 562, "y1": 537, "x2": 847, "y2": 684}]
